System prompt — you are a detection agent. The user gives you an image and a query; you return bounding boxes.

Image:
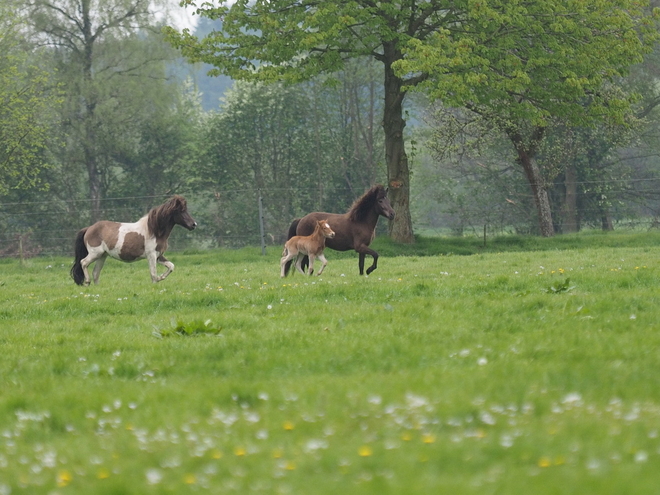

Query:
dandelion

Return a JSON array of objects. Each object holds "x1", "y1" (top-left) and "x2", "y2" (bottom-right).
[
  {"x1": 97, "y1": 468, "x2": 110, "y2": 479},
  {"x1": 234, "y1": 447, "x2": 246, "y2": 456},
  {"x1": 184, "y1": 473, "x2": 196, "y2": 484},
  {"x1": 422, "y1": 433, "x2": 436, "y2": 444},
  {"x1": 283, "y1": 421, "x2": 295, "y2": 431},
  {"x1": 284, "y1": 461, "x2": 296, "y2": 470},
  {"x1": 401, "y1": 432, "x2": 412, "y2": 441},
  {"x1": 211, "y1": 450, "x2": 223, "y2": 459},
  {"x1": 358, "y1": 446, "x2": 373, "y2": 457},
  {"x1": 537, "y1": 457, "x2": 551, "y2": 468},
  {"x1": 56, "y1": 470, "x2": 73, "y2": 487},
  {"x1": 272, "y1": 449, "x2": 283, "y2": 459}
]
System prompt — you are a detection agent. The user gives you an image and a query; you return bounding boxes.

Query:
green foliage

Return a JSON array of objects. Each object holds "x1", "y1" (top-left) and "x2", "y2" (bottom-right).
[
  {"x1": 153, "y1": 318, "x2": 222, "y2": 337},
  {"x1": 0, "y1": 7, "x2": 60, "y2": 194},
  {"x1": 2, "y1": 233, "x2": 660, "y2": 492},
  {"x1": 397, "y1": 0, "x2": 659, "y2": 127},
  {"x1": 543, "y1": 278, "x2": 576, "y2": 294}
]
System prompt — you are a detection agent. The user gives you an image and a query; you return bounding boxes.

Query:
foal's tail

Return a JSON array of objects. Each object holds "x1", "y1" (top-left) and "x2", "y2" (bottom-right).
[
  {"x1": 283, "y1": 219, "x2": 300, "y2": 277},
  {"x1": 70, "y1": 228, "x2": 88, "y2": 285}
]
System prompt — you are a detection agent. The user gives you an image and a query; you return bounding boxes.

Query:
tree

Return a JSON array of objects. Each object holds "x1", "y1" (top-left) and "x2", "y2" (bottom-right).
[
  {"x1": 0, "y1": 7, "x2": 59, "y2": 195},
  {"x1": 164, "y1": 0, "x2": 453, "y2": 243},
  {"x1": 395, "y1": 0, "x2": 659, "y2": 236},
  {"x1": 25, "y1": 0, "x2": 180, "y2": 221}
]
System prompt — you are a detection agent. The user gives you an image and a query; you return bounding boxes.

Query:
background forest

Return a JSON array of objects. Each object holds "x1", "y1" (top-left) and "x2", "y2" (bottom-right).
[{"x1": 3, "y1": 0, "x2": 660, "y2": 256}]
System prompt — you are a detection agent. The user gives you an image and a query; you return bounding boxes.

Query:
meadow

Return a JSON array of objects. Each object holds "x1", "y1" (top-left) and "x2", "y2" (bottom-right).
[{"x1": 2, "y1": 231, "x2": 660, "y2": 494}]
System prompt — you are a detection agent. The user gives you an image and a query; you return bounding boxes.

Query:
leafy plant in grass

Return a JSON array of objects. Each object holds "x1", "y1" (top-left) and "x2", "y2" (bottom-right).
[
  {"x1": 153, "y1": 318, "x2": 222, "y2": 338},
  {"x1": 543, "y1": 278, "x2": 576, "y2": 294}
]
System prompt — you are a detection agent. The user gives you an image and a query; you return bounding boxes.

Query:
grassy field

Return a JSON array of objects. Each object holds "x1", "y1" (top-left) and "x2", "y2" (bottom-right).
[{"x1": 2, "y1": 231, "x2": 660, "y2": 494}]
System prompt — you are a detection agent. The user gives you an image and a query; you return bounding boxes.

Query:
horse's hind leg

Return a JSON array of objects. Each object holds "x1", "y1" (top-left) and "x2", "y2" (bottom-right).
[
  {"x1": 280, "y1": 250, "x2": 294, "y2": 277},
  {"x1": 80, "y1": 248, "x2": 104, "y2": 286},
  {"x1": 92, "y1": 254, "x2": 108, "y2": 285},
  {"x1": 155, "y1": 255, "x2": 174, "y2": 282}
]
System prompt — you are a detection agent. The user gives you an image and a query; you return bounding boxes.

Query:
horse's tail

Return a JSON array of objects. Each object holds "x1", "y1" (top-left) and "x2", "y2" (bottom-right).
[
  {"x1": 283, "y1": 219, "x2": 300, "y2": 277},
  {"x1": 70, "y1": 228, "x2": 88, "y2": 285}
]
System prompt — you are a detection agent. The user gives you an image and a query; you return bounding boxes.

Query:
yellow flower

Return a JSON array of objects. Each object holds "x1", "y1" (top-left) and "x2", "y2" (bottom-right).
[
  {"x1": 234, "y1": 447, "x2": 246, "y2": 456},
  {"x1": 285, "y1": 461, "x2": 296, "y2": 470},
  {"x1": 272, "y1": 449, "x2": 283, "y2": 459},
  {"x1": 184, "y1": 473, "x2": 196, "y2": 484},
  {"x1": 422, "y1": 433, "x2": 436, "y2": 444},
  {"x1": 283, "y1": 421, "x2": 295, "y2": 431},
  {"x1": 57, "y1": 470, "x2": 73, "y2": 487},
  {"x1": 538, "y1": 457, "x2": 552, "y2": 468},
  {"x1": 211, "y1": 449, "x2": 223, "y2": 459},
  {"x1": 97, "y1": 468, "x2": 110, "y2": 480},
  {"x1": 401, "y1": 432, "x2": 412, "y2": 441},
  {"x1": 358, "y1": 445, "x2": 373, "y2": 457}
]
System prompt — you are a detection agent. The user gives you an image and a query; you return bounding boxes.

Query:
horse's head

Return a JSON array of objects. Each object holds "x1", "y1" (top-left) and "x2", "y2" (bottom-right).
[
  {"x1": 377, "y1": 186, "x2": 396, "y2": 220},
  {"x1": 318, "y1": 220, "x2": 335, "y2": 239},
  {"x1": 169, "y1": 196, "x2": 197, "y2": 231}
]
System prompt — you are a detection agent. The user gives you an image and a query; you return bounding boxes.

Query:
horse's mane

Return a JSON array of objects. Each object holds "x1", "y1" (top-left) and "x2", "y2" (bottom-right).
[
  {"x1": 147, "y1": 196, "x2": 186, "y2": 239},
  {"x1": 348, "y1": 185, "x2": 386, "y2": 222}
]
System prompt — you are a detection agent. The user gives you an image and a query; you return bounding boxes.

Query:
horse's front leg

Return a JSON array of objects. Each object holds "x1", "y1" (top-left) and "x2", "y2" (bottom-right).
[
  {"x1": 155, "y1": 255, "x2": 174, "y2": 282},
  {"x1": 357, "y1": 246, "x2": 379, "y2": 275},
  {"x1": 315, "y1": 253, "x2": 328, "y2": 276}
]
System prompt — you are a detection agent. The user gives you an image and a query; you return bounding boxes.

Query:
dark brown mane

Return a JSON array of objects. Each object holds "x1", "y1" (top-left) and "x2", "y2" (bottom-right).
[
  {"x1": 147, "y1": 196, "x2": 185, "y2": 239},
  {"x1": 348, "y1": 185, "x2": 386, "y2": 222}
]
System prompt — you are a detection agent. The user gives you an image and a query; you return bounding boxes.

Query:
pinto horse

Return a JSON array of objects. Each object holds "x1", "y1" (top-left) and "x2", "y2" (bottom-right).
[
  {"x1": 70, "y1": 196, "x2": 197, "y2": 285},
  {"x1": 285, "y1": 185, "x2": 395, "y2": 276},
  {"x1": 280, "y1": 219, "x2": 335, "y2": 277}
]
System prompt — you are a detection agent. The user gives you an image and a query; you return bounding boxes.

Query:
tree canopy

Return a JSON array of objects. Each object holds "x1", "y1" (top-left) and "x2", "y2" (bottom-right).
[
  {"x1": 0, "y1": 7, "x2": 60, "y2": 195},
  {"x1": 395, "y1": 0, "x2": 660, "y2": 236}
]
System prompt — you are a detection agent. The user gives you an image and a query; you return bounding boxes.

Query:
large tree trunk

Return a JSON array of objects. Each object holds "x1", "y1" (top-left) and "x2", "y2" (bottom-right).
[
  {"x1": 383, "y1": 47, "x2": 414, "y2": 243},
  {"x1": 507, "y1": 126, "x2": 555, "y2": 237},
  {"x1": 518, "y1": 151, "x2": 554, "y2": 237},
  {"x1": 561, "y1": 164, "x2": 579, "y2": 233}
]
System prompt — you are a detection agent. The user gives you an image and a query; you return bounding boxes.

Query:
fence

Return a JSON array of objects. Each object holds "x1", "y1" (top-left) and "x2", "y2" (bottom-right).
[{"x1": 2, "y1": 179, "x2": 660, "y2": 259}]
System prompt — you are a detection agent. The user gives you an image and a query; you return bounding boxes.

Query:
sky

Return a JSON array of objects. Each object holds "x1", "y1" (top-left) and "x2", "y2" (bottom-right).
[{"x1": 162, "y1": 1, "x2": 200, "y2": 31}]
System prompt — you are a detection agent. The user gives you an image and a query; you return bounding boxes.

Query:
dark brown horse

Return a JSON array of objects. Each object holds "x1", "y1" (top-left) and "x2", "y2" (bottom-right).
[
  {"x1": 284, "y1": 185, "x2": 395, "y2": 276},
  {"x1": 70, "y1": 196, "x2": 197, "y2": 285}
]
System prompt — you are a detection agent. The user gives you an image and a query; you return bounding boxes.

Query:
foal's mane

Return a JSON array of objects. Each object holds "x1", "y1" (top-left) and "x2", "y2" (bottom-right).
[
  {"x1": 348, "y1": 185, "x2": 386, "y2": 222},
  {"x1": 147, "y1": 196, "x2": 186, "y2": 239}
]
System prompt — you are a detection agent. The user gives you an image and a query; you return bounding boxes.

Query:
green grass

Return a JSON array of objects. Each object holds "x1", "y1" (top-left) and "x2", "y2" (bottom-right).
[{"x1": 2, "y1": 231, "x2": 660, "y2": 493}]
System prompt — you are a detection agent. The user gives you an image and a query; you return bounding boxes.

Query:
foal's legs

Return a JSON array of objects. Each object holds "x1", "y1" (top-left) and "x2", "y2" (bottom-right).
[
  {"x1": 281, "y1": 249, "x2": 299, "y2": 277},
  {"x1": 307, "y1": 254, "x2": 315, "y2": 276},
  {"x1": 315, "y1": 253, "x2": 328, "y2": 276},
  {"x1": 294, "y1": 253, "x2": 307, "y2": 275}
]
